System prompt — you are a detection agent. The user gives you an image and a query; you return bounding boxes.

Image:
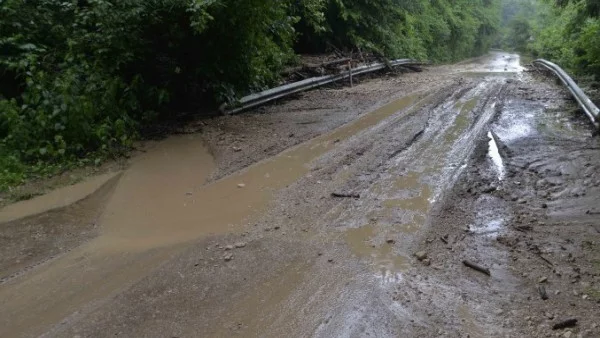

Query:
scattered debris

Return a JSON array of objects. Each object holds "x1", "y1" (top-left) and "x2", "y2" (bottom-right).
[
  {"x1": 552, "y1": 318, "x2": 578, "y2": 330},
  {"x1": 538, "y1": 276, "x2": 548, "y2": 284},
  {"x1": 234, "y1": 242, "x2": 247, "y2": 248},
  {"x1": 462, "y1": 260, "x2": 491, "y2": 276},
  {"x1": 331, "y1": 192, "x2": 360, "y2": 199},
  {"x1": 223, "y1": 253, "x2": 234, "y2": 262},
  {"x1": 237, "y1": 183, "x2": 246, "y2": 188}
]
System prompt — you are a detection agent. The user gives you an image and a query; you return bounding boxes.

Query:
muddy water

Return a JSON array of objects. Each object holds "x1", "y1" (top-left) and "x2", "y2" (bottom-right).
[
  {"x1": 0, "y1": 172, "x2": 120, "y2": 223},
  {"x1": 0, "y1": 92, "x2": 430, "y2": 337},
  {"x1": 100, "y1": 92, "x2": 428, "y2": 250},
  {"x1": 345, "y1": 224, "x2": 410, "y2": 276}
]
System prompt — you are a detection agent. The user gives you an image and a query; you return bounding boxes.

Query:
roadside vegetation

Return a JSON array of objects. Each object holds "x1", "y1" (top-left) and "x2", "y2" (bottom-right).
[
  {"x1": 0, "y1": 0, "x2": 502, "y2": 191},
  {"x1": 501, "y1": 0, "x2": 600, "y2": 81}
]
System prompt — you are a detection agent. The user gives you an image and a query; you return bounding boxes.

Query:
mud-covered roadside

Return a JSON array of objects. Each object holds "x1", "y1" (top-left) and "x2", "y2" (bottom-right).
[
  {"x1": 413, "y1": 73, "x2": 600, "y2": 337},
  {"x1": 198, "y1": 69, "x2": 454, "y2": 181},
  {"x1": 43, "y1": 54, "x2": 518, "y2": 337}
]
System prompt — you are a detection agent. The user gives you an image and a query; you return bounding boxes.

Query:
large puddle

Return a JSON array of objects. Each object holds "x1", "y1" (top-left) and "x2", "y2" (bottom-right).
[
  {"x1": 0, "y1": 172, "x2": 120, "y2": 223},
  {"x1": 98, "y1": 92, "x2": 428, "y2": 250}
]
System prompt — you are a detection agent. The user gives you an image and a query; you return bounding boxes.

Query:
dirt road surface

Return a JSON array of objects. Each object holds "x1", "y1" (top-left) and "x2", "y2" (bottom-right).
[{"x1": 1, "y1": 52, "x2": 599, "y2": 337}]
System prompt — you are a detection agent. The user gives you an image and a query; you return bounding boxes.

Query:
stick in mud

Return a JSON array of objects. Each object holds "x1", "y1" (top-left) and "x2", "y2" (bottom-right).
[
  {"x1": 537, "y1": 254, "x2": 554, "y2": 267},
  {"x1": 331, "y1": 192, "x2": 360, "y2": 199},
  {"x1": 462, "y1": 260, "x2": 491, "y2": 276},
  {"x1": 552, "y1": 318, "x2": 577, "y2": 330}
]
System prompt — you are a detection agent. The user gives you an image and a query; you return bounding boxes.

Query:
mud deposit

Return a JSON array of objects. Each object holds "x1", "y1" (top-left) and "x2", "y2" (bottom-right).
[{"x1": 1, "y1": 52, "x2": 599, "y2": 337}]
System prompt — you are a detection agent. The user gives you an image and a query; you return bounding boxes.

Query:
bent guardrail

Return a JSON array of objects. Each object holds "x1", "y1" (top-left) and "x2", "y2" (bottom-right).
[
  {"x1": 226, "y1": 59, "x2": 422, "y2": 115},
  {"x1": 533, "y1": 59, "x2": 600, "y2": 128}
]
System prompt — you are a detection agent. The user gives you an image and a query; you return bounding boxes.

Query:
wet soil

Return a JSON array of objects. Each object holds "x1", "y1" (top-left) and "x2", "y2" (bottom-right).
[{"x1": 1, "y1": 52, "x2": 599, "y2": 337}]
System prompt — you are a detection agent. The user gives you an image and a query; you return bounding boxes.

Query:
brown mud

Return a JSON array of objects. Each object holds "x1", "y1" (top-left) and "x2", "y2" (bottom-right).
[{"x1": 1, "y1": 52, "x2": 599, "y2": 337}]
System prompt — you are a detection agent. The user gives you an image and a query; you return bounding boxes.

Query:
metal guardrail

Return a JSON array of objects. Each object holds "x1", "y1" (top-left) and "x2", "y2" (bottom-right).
[
  {"x1": 533, "y1": 59, "x2": 600, "y2": 128},
  {"x1": 226, "y1": 59, "x2": 421, "y2": 115}
]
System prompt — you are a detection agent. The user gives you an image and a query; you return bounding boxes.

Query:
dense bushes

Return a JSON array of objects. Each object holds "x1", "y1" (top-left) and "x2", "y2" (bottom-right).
[
  {"x1": 501, "y1": 0, "x2": 600, "y2": 80},
  {"x1": 0, "y1": 0, "x2": 500, "y2": 190}
]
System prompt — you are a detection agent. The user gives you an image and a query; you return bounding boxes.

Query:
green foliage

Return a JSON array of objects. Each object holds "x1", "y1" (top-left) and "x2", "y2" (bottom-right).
[
  {"x1": 0, "y1": 0, "x2": 502, "y2": 191},
  {"x1": 502, "y1": 0, "x2": 600, "y2": 80},
  {"x1": 295, "y1": 0, "x2": 501, "y2": 62}
]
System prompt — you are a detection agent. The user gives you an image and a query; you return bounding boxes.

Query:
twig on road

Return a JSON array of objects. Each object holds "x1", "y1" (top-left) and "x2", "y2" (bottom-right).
[
  {"x1": 462, "y1": 260, "x2": 491, "y2": 276},
  {"x1": 331, "y1": 192, "x2": 360, "y2": 199}
]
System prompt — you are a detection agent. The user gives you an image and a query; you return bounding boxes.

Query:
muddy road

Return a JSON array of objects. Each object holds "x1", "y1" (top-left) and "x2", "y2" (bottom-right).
[{"x1": 1, "y1": 52, "x2": 599, "y2": 337}]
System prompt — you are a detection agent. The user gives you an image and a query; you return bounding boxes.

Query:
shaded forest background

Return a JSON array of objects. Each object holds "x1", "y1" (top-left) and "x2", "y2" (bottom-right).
[{"x1": 501, "y1": 0, "x2": 600, "y2": 79}]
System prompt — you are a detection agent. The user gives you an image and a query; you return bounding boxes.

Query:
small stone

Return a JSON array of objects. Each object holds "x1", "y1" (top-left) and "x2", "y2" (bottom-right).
[
  {"x1": 539, "y1": 276, "x2": 548, "y2": 284},
  {"x1": 223, "y1": 253, "x2": 233, "y2": 261},
  {"x1": 386, "y1": 238, "x2": 395, "y2": 244},
  {"x1": 233, "y1": 146, "x2": 242, "y2": 152},
  {"x1": 414, "y1": 251, "x2": 428, "y2": 261},
  {"x1": 582, "y1": 295, "x2": 588, "y2": 300},
  {"x1": 542, "y1": 203, "x2": 548, "y2": 209},
  {"x1": 234, "y1": 242, "x2": 247, "y2": 248},
  {"x1": 495, "y1": 309, "x2": 504, "y2": 315},
  {"x1": 422, "y1": 259, "x2": 431, "y2": 266},
  {"x1": 186, "y1": 191, "x2": 193, "y2": 196},
  {"x1": 237, "y1": 183, "x2": 246, "y2": 188},
  {"x1": 225, "y1": 245, "x2": 234, "y2": 251},
  {"x1": 327, "y1": 258, "x2": 334, "y2": 263},
  {"x1": 563, "y1": 331, "x2": 572, "y2": 338}
]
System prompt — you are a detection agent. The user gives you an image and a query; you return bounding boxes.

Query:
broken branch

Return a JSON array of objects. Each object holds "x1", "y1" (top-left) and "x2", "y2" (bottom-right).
[
  {"x1": 331, "y1": 192, "x2": 360, "y2": 199},
  {"x1": 462, "y1": 260, "x2": 491, "y2": 276}
]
